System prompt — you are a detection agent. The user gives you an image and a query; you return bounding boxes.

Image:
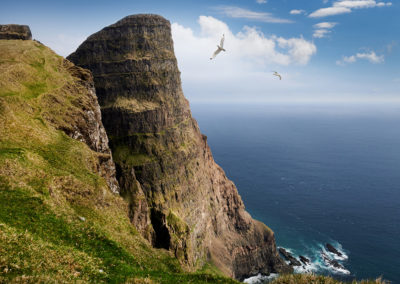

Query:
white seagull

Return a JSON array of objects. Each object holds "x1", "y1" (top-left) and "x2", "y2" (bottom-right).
[
  {"x1": 273, "y1": 71, "x2": 282, "y2": 80},
  {"x1": 210, "y1": 34, "x2": 226, "y2": 60}
]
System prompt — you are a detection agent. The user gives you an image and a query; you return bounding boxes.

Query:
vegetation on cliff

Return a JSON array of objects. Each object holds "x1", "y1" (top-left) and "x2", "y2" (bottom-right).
[
  {"x1": 0, "y1": 24, "x2": 389, "y2": 284},
  {"x1": 0, "y1": 39, "x2": 237, "y2": 283},
  {"x1": 68, "y1": 14, "x2": 290, "y2": 280}
]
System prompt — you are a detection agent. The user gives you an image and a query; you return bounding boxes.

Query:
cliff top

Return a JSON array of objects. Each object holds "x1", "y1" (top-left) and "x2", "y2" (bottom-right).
[
  {"x1": 0, "y1": 36, "x2": 237, "y2": 284},
  {"x1": 110, "y1": 14, "x2": 170, "y2": 27},
  {"x1": 0, "y1": 24, "x2": 32, "y2": 40}
]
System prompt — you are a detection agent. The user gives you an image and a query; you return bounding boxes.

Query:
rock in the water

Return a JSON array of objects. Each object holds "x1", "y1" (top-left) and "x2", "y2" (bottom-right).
[
  {"x1": 278, "y1": 248, "x2": 301, "y2": 266},
  {"x1": 326, "y1": 243, "x2": 343, "y2": 257},
  {"x1": 68, "y1": 14, "x2": 291, "y2": 280},
  {"x1": 0, "y1": 24, "x2": 32, "y2": 40},
  {"x1": 321, "y1": 251, "x2": 345, "y2": 270},
  {"x1": 299, "y1": 255, "x2": 310, "y2": 265}
]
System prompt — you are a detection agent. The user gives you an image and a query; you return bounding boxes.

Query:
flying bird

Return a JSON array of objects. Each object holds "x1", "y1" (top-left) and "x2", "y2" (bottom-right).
[
  {"x1": 273, "y1": 71, "x2": 282, "y2": 80},
  {"x1": 210, "y1": 34, "x2": 226, "y2": 60}
]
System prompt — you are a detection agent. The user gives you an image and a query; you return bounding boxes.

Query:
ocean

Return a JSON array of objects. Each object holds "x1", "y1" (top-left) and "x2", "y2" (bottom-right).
[{"x1": 190, "y1": 103, "x2": 400, "y2": 283}]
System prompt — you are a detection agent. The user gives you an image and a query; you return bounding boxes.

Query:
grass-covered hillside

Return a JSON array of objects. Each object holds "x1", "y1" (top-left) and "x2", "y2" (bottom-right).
[
  {"x1": 0, "y1": 39, "x2": 237, "y2": 283},
  {"x1": 0, "y1": 40, "x2": 388, "y2": 284}
]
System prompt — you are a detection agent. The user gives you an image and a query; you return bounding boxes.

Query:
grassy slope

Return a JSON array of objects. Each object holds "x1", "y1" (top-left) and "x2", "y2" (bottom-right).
[
  {"x1": 0, "y1": 40, "x2": 237, "y2": 283},
  {"x1": 0, "y1": 40, "x2": 386, "y2": 284}
]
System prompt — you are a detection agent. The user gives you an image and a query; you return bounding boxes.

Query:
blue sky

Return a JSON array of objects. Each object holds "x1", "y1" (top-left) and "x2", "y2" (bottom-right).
[{"x1": 1, "y1": 0, "x2": 399, "y2": 103}]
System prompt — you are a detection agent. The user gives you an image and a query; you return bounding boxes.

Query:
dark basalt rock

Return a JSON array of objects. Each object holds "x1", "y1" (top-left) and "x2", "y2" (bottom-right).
[
  {"x1": 68, "y1": 14, "x2": 291, "y2": 280},
  {"x1": 0, "y1": 24, "x2": 32, "y2": 40},
  {"x1": 321, "y1": 251, "x2": 346, "y2": 270},
  {"x1": 326, "y1": 243, "x2": 343, "y2": 257},
  {"x1": 278, "y1": 248, "x2": 301, "y2": 266},
  {"x1": 299, "y1": 255, "x2": 310, "y2": 265}
]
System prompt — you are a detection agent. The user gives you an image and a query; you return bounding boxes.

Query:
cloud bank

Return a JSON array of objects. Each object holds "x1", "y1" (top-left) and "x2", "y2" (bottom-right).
[
  {"x1": 215, "y1": 6, "x2": 293, "y2": 23},
  {"x1": 290, "y1": 9, "x2": 306, "y2": 15},
  {"x1": 313, "y1": 22, "x2": 337, "y2": 38},
  {"x1": 309, "y1": 0, "x2": 392, "y2": 18},
  {"x1": 171, "y1": 16, "x2": 317, "y2": 102},
  {"x1": 172, "y1": 16, "x2": 316, "y2": 67},
  {"x1": 336, "y1": 50, "x2": 384, "y2": 65}
]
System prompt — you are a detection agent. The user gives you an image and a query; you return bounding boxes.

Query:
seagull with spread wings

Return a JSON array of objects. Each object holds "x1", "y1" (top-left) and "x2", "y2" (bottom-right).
[
  {"x1": 210, "y1": 34, "x2": 226, "y2": 60},
  {"x1": 273, "y1": 71, "x2": 282, "y2": 80}
]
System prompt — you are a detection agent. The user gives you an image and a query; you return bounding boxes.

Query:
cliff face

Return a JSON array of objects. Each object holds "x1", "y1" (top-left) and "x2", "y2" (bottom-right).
[
  {"x1": 0, "y1": 24, "x2": 32, "y2": 40},
  {"x1": 68, "y1": 14, "x2": 290, "y2": 280},
  {"x1": 54, "y1": 60, "x2": 120, "y2": 194},
  {"x1": 0, "y1": 38, "x2": 238, "y2": 283}
]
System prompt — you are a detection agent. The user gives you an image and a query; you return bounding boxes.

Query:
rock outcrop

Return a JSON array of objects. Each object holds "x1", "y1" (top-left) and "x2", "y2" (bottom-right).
[
  {"x1": 0, "y1": 24, "x2": 32, "y2": 40},
  {"x1": 56, "y1": 60, "x2": 120, "y2": 194},
  {"x1": 326, "y1": 243, "x2": 343, "y2": 257},
  {"x1": 68, "y1": 14, "x2": 290, "y2": 280},
  {"x1": 278, "y1": 248, "x2": 301, "y2": 266}
]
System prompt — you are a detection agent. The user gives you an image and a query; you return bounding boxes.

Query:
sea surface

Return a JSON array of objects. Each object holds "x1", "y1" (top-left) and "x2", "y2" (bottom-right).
[{"x1": 190, "y1": 103, "x2": 400, "y2": 283}]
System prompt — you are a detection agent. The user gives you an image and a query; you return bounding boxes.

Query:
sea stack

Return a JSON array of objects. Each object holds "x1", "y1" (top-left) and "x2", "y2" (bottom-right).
[{"x1": 68, "y1": 14, "x2": 290, "y2": 280}]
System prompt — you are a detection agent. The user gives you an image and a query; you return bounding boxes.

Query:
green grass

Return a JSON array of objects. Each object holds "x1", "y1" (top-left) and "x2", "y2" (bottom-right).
[
  {"x1": 0, "y1": 39, "x2": 384, "y2": 284},
  {"x1": 0, "y1": 39, "x2": 239, "y2": 283},
  {"x1": 113, "y1": 144, "x2": 156, "y2": 166}
]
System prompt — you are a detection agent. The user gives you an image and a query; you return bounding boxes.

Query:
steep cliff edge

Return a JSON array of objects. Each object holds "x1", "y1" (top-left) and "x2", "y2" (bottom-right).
[
  {"x1": 68, "y1": 14, "x2": 290, "y2": 279},
  {"x1": 0, "y1": 38, "x2": 238, "y2": 283}
]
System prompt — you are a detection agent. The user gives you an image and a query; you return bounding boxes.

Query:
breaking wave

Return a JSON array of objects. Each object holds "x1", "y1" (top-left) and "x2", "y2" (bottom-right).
[{"x1": 243, "y1": 241, "x2": 350, "y2": 283}]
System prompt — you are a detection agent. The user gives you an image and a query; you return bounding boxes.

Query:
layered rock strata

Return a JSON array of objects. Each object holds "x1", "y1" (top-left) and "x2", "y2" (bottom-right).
[
  {"x1": 0, "y1": 24, "x2": 32, "y2": 40},
  {"x1": 68, "y1": 14, "x2": 290, "y2": 280}
]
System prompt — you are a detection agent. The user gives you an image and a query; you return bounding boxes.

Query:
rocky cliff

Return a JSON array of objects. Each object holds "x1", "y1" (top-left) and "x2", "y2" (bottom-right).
[
  {"x1": 68, "y1": 14, "x2": 290, "y2": 280},
  {"x1": 1, "y1": 35, "x2": 238, "y2": 283},
  {"x1": 0, "y1": 24, "x2": 32, "y2": 40}
]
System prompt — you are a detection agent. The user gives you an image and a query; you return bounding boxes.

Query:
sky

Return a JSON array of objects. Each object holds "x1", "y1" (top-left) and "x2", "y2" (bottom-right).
[{"x1": 1, "y1": 0, "x2": 399, "y2": 104}]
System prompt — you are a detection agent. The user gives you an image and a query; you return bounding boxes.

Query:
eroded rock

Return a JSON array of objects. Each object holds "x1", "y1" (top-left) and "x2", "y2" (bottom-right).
[
  {"x1": 68, "y1": 14, "x2": 291, "y2": 280},
  {"x1": 0, "y1": 24, "x2": 32, "y2": 40}
]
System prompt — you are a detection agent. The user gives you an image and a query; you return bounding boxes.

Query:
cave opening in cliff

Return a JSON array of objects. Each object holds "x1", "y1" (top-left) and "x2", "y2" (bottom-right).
[{"x1": 150, "y1": 208, "x2": 171, "y2": 250}]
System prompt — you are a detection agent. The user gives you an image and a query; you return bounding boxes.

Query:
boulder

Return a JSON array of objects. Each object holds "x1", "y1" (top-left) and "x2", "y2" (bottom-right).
[
  {"x1": 326, "y1": 243, "x2": 343, "y2": 257},
  {"x1": 0, "y1": 24, "x2": 32, "y2": 40},
  {"x1": 299, "y1": 255, "x2": 310, "y2": 265},
  {"x1": 278, "y1": 248, "x2": 301, "y2": 266}
]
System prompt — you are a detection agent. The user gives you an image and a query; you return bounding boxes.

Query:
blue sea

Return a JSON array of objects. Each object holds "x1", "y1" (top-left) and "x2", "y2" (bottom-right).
[{"x1": 191, "y1": 103, "x2": 400, "y2": 283}]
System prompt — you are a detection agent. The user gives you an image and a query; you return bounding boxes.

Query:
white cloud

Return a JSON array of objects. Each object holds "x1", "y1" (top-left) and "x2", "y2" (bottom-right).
[
  {"x1": 313, "y1": 22, "x2": 337, "y2": 38},
  {"x1": 313, "y1": 29, "x2": 331, "y2": 38},
  {"x1": 313, "y1": 22, "x2": 337, "y2": 29},
  {"x1": 256, "y1": 0, "x2": 267, "y2": 4},
  {"x1": 309, "y1": 6, "x2": 351, "y2": 17},
  {"x1": 356, "y1": 51, "x2": 384, "y2": 63},
  {"x1": 171, "y1": 16, "x2": 317, "y2": 102},
  {"x1": 309, "y1": 0, "x2": 392, "y2": 18},
  {"x1": 336, "y1": 51, "x2": 384, "y2": 65},
  {"x1": 290, "y1": 9, "x2": 306, "y2": 15},
  {"x1": 215, "y1": 6, "x2": 293, "y2": 23},
  {"x1": 276, "y1": 37, "x2": 317, "y2": 65},
  {"x1": 173, "y1": 16, "x2": 316, "y2": 67}
]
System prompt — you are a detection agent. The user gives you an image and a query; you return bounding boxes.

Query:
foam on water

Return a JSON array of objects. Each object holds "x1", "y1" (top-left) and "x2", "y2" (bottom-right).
[
  {"x1": 243, "y1": 273, "x2": 279, "y2": 284},
  {"x1": 280, "y1": 242, "x2": 351, "y2": 277},
  {"x1": 328, "y1": 241, "x2": 349, "y2": 261}
]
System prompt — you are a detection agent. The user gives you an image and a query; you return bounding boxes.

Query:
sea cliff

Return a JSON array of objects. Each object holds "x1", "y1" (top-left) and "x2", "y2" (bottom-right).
[
  {"x1": 68, "y1": 14, "x2": 290, "y2": 279},
  {"x1": 0, "y1": 27, "x2": 238, "y2": 283}
]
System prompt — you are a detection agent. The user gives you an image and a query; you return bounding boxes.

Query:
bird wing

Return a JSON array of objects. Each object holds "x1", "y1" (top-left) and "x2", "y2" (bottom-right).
[
  {"x1": 210, "y1": 48, "x2": 222, "y2": 60},
  {"x1": 273, "y1": 73, "x2": 282, "y2": 80},
  {"x1": 220, "y1": 34, "x2": 225, "y2": 48}
]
